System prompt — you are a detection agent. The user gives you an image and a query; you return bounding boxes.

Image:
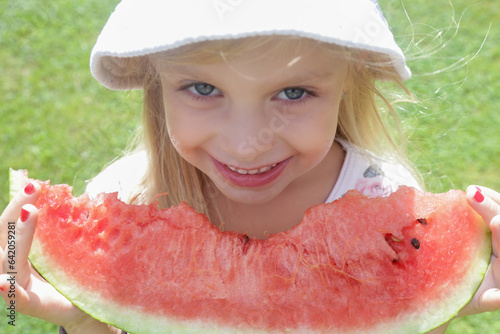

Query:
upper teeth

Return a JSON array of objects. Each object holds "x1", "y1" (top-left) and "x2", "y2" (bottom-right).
[{"x1": 227, "y1": 163, "x2": 277, "y2": 175}]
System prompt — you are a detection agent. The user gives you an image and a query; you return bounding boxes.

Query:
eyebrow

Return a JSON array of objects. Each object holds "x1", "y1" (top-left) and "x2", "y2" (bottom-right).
[
  {"x1": 279, "y1": 70, "x2": 339, "y2": 85},
  {"x1": 159, "y1": 61, "x2": 341, "y2": 89}
]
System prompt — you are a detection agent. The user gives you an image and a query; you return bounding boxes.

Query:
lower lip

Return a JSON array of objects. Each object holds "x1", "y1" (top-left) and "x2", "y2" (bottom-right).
[{"x1": 212, "y1": 157, "x2": 291, "y2": 188}]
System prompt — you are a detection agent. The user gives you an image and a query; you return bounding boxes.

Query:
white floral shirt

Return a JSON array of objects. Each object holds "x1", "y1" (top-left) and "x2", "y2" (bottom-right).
[{"x1": 325, "y1": 139, "x2": 421, "y2": 203}]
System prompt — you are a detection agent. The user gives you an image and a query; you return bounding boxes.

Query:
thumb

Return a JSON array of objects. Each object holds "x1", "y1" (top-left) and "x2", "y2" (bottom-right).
[{"x1": 477, "y1": 254, "x2": 500, "y2": 312}]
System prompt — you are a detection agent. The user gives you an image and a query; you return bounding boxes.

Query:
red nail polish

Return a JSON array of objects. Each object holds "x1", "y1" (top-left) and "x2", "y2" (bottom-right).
[
  {"x1": 474, "y1": 190, "x2": 485, "y2": 203},
  {"x1": 21, "y1": 208, "x2": 30, "y2": 222},
  {"x1": 24, "y1": 183, "x2": 35, "y2": 195}
]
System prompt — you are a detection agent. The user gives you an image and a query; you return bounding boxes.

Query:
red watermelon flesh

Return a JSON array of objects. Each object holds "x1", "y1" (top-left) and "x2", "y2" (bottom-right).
[{"x1": 27, "y1": 179, "x2": 490, "y2": 334}]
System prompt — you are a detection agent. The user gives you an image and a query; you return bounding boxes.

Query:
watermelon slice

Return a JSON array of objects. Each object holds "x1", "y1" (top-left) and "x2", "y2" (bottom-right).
[{"x1": 16, "y1": 173, "x2": 490, "y2": 333}]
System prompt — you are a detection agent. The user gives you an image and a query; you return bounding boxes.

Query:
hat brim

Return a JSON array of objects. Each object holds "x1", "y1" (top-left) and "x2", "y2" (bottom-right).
[{"x1": 90, "y1": 0, "x2": 411, "y2": 90}]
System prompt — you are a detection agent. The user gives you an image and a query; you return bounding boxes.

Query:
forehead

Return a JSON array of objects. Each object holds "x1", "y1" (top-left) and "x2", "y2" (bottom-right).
[{"x1": 152, "y1": 36, "x2": 349, "y2": 79}]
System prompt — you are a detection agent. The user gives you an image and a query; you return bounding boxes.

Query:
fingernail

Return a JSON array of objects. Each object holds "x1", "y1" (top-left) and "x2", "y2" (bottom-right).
[
  {"x1": 24, "y1": 183, "x2": 35, "y2": 195},
  {"x1": 21, "y1": 208, "x2": 30, "y2": 222},
  {"x1": 474, "y1": 190, "x2": 485, "y2": 203}
]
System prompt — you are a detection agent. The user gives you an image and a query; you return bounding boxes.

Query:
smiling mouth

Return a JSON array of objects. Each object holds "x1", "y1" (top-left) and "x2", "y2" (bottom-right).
[
  {"x1": 225, "y1": 163, "x2": 278, "y2": 175},
  {"x1": 212, "y1": 156, "x2": 291, "y2": 188}
]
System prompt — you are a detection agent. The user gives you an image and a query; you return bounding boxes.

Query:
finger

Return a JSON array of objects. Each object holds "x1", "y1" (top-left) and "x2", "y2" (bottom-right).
[
  {"x1": 0, "y1": 273, "x2": 82, "y2": 326},
  {"x1": 477, "y1": 255, "x2": 500, "y2": 312},
  {"x1": 490, "y1": 216, "x2": 500, "y2": 257},
  {"x1": 14, "y1": 205, "x2": 38, "y2": 288},
  {"x1": 15, "y1": 204, "x2": 38, "y2": 268},
  {"x1": 0, "y1": 273, "x2": 47, "y2": 321},
  {"x1": 0, "y1": 273, "x2": 18, "y2": 315},
  {"x1": 467, "y1": 185, "x2": 500, "y2": 205},
  {"x1": 1, "y1": 204, "x2": 36, "y2": 288},
  {"x1": 0, "y1": 182, "x2": 40, "y2": 250},
  {"x1": 474, "y1": 185, "x2": 500, "y2": 206},
  {"x1": 478, "y1": 289, "x2": 500, "y2": 312},
  {"x1": 466, "y1": 186, "x2": 500, "y2": 228}
]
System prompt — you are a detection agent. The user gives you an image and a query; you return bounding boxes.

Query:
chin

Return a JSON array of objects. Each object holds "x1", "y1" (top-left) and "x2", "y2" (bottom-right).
[{"x1": 217, "y1": 183, "x2": 283, "y2": 206}]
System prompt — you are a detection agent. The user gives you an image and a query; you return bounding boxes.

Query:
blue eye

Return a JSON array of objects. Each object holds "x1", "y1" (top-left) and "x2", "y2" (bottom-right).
[
  {"x1": 277, "y1": 88, "x2": 307, "y2": 100},
  {"x1": 188, "y1": 83, "x2": 220, "y2": 96}
]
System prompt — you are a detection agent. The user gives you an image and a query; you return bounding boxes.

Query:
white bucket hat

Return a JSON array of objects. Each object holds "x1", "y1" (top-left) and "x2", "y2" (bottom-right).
[{"x1": 90, "y1": 0, "x2": 411, "y2": 90}]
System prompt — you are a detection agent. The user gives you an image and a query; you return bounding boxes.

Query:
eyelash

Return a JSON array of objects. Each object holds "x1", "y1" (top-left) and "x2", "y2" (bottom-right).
[
  {"x1": 274, "y1": 88, "x2": 317, "y2": 106},
  {"x1": 178, "y1": 83, "x2": 222, "y2": 102},
  {"x1": 179, "y1": 82, "x2": 317, "y2": 105}
]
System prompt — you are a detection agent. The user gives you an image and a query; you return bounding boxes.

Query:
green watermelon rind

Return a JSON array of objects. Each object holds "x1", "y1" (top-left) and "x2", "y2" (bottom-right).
[
  {"x1": 29, "y1": 230, "x2": 490, "y2": 334},
  {"x1": 29, "y1": 238, "x2": 219, "y2": 334},
  {"x1": 24, "y1": 179, "x2": 492, "y2": 334},
  {"x1": 9, "y1": 168, "x2": 28, "y2": 201},
  {"x1": 30, "y1": 235, "x2": 282, "y2": 334},
  {"x1": 399, "y1": 235, "x2": 490, "y2": 334}
]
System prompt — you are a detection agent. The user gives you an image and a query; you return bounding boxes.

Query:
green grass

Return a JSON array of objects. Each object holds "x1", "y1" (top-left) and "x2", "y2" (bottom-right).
[
  {"x1": 387, "y1": 0, "x2": 500, "y2": 195},
  {"x1": 0, "y1": 0, "x2": 499, "y2": 332}
]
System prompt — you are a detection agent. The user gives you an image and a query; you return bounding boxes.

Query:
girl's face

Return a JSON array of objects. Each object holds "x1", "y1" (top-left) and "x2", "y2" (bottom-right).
[{"x1": 153, "y1": 40, "x2": 349, "y2": 205}]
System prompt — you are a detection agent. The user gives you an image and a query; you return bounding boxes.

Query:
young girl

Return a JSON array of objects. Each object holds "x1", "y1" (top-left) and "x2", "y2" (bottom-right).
[{"x1": 1, "y1": 0, "x2": 499, "y2": 333}]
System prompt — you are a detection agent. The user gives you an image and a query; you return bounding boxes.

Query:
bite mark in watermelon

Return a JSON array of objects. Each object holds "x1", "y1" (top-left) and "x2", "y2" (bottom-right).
[{"x1": 24, "y1": 176, "x2": 490, "y2": 334}]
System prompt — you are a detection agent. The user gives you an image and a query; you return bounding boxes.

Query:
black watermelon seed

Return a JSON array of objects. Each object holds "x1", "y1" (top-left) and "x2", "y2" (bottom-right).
[
  {"x1": 242, "y1": 234, "x2": 249, "y2": 244},
  {"x1": 417, "y1": 218, "x2": 428, "y2": 226},
  {"x1": 411, "y1": 238, "x2": 421, "y2": 250}
]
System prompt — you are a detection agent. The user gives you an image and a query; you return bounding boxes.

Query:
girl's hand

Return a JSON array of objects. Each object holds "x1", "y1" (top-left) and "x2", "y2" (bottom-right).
[
  {"x1": 459, "y1": 185, "x2": 500, "y2": 316},
  {"x1": 0, "y1": 183, "x2": 120, "y2": 334}
]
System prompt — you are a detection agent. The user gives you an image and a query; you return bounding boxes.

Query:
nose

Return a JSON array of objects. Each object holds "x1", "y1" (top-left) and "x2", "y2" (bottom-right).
[{"x1": 219, "y1": 104, "x2": 274, "y2": 163}]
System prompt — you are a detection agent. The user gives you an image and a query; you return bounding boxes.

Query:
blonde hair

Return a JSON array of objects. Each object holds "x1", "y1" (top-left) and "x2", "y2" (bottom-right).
[{"x1": 127, "y1": 36, "x2": 419, "y2": 220}]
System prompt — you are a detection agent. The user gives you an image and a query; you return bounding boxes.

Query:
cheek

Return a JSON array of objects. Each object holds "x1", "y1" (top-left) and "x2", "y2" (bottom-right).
[
  {"x1": 166, "y1": 119, "x2": 207, "y2": 159},
  {"x1": 282, "y1": 105, "x2": 339, "y2": 156},
  {"x1": 168, "y1": 133, "x2": 183, "y2": 153},
  {"x1": 164, "y1": 104, "x2": 211, "y2": 157}
]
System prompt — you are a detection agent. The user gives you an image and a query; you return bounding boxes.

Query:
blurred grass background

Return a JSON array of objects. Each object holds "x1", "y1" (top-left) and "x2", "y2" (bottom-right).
[{"x1": 0, "y1": 0, "x2": 499, "y2": 332}]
